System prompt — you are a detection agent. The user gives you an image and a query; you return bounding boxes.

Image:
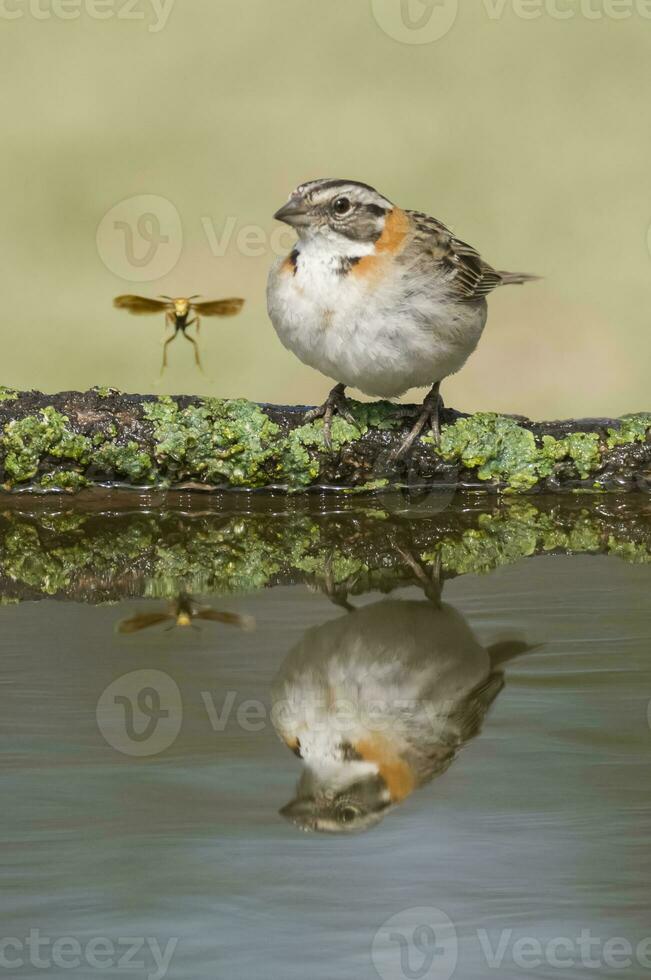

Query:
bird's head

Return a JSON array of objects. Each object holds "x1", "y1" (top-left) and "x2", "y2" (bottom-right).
[
  {"x1": 279, "y1": 760, "x2": 393, "y2": 835},
  {"x1": 273, "y1": 178, "x2": 394, "y2": 247}
]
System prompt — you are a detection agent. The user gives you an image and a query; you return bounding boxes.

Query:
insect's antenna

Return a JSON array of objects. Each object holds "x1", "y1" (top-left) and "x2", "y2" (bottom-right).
[
  {"x1": 158, "y1": 295, "x2": 173, "y2": 301},
  {"x1": 187, "y1": 294, "x2": 201, "y2": 300}
]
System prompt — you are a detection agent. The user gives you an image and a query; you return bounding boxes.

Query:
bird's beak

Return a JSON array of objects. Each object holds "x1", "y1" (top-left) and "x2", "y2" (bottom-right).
[
  {"x1": 279, "y1": 798, "x2": 316, "y2": 829},
  {"x1": 273, "y1": 197, "x2": 311, "y2": 228}
]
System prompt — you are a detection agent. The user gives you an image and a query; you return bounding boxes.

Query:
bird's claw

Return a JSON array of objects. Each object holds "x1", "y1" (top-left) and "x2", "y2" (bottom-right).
[
  {"x1": 303, "y1": 383, "x2": 355, "y2": 450},
  {"x1": 388, "y1": 384, "x2": 443, "y2": 464}
]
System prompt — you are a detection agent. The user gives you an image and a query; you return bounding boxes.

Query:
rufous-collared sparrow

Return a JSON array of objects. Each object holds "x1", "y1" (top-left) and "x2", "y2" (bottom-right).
[
  {"x1": 267, "y1": 178, "x2": 539, "y2": 457},
  {"x1": 272, "y1": 591, "x2": 532, "y2": 834}
]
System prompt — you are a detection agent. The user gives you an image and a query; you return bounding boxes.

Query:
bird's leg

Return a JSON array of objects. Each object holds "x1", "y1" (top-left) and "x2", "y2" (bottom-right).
[
  {"x1": 395, "y1": 545, "x2": 442, "y2": 607},
  {"x1": 160, "y1": 316, "x2": 177, "y2": 375},
  {"x1": 303, "y1": 383, "x2": 356, "y2": 451},
  {"x1": 320, "y1": 555, "x2": 356, "y2": 613},
  {"x1": 389, "y1": 382, "x2": 443, "y2": 462},
  {"x1": 182, "y1": 322, "x2": 204, "y2": 374}
]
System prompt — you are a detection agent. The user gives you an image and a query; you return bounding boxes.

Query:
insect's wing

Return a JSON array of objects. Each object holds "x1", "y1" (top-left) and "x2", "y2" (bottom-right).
[
  {"x1": 113, "y1": 295, "x2": 168, "y2": 314},
  {"x1": 191, "y1": 299, "x2": 245, "y2": 317},
  {"x1": 195, "y1": 608, "x2": 255, "y2": 630},
  {"x1": 117, "y1": 612, "x2": 174, "y2": 634}
]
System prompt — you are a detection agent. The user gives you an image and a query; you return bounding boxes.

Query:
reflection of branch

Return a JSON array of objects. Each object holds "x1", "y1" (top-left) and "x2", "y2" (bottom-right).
[
  {"x1": 0, "y1": 389, "x2": 649, "y2": 493},
  {"x1": 0, "y1": 496, "x2": 648, "y2": 604}
]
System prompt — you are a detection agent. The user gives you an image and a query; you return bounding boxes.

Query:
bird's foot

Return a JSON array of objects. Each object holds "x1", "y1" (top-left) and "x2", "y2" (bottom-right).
[
  {"x1": 303, "y1": 383, "x2": 356, "y2": 451},
  {"x1": 389, "y1": 384, "x2": 443, "y2": 463}
]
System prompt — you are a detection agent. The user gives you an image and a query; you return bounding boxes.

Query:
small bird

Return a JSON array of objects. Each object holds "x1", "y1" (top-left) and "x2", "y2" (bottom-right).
[
  {"x1": 117, "y1": 592, "x2": 254, "y2": 634},
  {"x1": 272, "y1": 596, "x2": 533, "y2": 834},
  {"x1": 113, "y1": 294, "x2": 244, "y2": 374},
  {"x1": 267, "y1": 179, "x2": 539, "y2": 457}
]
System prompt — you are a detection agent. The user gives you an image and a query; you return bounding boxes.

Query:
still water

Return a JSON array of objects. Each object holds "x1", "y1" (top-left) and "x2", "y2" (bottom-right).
[{"x1": 1, "y1": 493, "x2": 650, "y2": 980}]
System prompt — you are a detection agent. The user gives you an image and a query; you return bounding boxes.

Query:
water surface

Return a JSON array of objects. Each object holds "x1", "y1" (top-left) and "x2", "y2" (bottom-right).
[{"x1": 1, "y1": 494, "x2": 650, "y2": 979}]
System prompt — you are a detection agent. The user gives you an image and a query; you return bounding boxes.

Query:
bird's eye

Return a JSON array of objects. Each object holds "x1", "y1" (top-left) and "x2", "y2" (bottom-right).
[
  {"x1": 333, "y1": 197, "x2": 352, "y2": 217},
  {"x1": 339, "y1": 806, "x2": 359, "y2": 823}
]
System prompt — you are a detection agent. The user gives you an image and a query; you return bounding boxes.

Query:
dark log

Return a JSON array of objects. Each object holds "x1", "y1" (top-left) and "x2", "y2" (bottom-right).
[{"x1": 0, "y1": 387, "x2": 649, "y2": 494}]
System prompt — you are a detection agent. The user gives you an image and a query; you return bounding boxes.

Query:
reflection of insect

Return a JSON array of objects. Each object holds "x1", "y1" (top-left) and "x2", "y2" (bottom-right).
[
  {"x1": 118, "y1": 593, "x2": 254, "y2": 634},
  {"x1": 113, "y1": 294, "x2": 244, "y2": 373}
]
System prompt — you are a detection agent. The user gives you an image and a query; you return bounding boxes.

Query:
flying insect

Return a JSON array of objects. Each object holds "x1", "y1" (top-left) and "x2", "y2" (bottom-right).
[
  {"x1": 118, "y1": 592, "x2": 254, "y2": 634},
  {"x1": 113, "y1": 294, "x2": 244, "y2": 373}
]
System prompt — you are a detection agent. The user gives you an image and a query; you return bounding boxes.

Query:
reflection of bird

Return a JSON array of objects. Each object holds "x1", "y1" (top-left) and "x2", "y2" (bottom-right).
[
  {"x1": 272, "y1": 598, "x2": 532, "y2": 834},
  {"x1": 113, "y1": 294, "x2": 244, "y2": 374},
  {"x1": 268, "y1": 179, "x2": 538, "y2": 456},
  {"x1": 118, "y1": 592, "x2": 254, "y2": 634}
]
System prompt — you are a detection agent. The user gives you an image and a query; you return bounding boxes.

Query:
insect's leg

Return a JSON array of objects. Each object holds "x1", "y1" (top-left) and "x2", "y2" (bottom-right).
[
  {"x1": 182, "y1": 324, "x2": 203, "y2": 374},
  {"x1": 161, "y1": 314, "x2": 177, "y2": 375}
]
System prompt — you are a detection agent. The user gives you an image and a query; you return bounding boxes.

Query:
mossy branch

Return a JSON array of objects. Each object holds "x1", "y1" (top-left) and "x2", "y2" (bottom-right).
[{"x1": 0, "y1": 387, "x2": 649, "y2": 494}]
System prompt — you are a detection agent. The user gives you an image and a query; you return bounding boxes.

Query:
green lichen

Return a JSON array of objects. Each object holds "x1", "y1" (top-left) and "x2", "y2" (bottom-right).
[
  {"x1": 91, "y1": 386, "x2": 121, "y2": 398},
  {"x1": 94, "y1": 441, "x2": 154, "y2": 484},
  {"x1": 274, "y1": 401, "x2": 401, "y2": 489},
  {"x1": 606, "y1": 537, "x2": 651, "y2": 564},
  {"x1": 606, "y1": 413, "x2": 651, "y2": 448},
  {"x1": 1, "y1": 408, "x2": 92, "y2": 487},
  {"x1": 279, "y1": 416, "x2": 361, "y2": 488},
  {"x1": 432, "y1": 413, "x2": 603, "y2": 490},
  {"x1": 348, "y1": 400, "x2": 403, "y2": 432},
  {"x1": 0, "y1": 387, "x2": 18, "y2": 403},
  {"x1": 294, "y1": 552, "x2": 368, "y2": 583},
  {"x1": 39, "y1": 470, "x2": 90, "y2": 492},
  {"x1": 421, "y1": 502, "x2": 609, "y2": 576},
  {"x1": 143, "y1": 396, "x2": 281, "y2": 488}
]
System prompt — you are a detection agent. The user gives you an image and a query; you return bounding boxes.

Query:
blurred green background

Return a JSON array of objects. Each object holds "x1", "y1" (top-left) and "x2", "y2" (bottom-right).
[{"x1": 1, "y1": 0, "x2": 649, "y2": 418}]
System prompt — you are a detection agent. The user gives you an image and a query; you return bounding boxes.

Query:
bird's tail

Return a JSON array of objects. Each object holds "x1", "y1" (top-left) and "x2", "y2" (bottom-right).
[
  {"x1": 498, "y1": 270, "x2": 542, "y2": 286},
  {"x1": 487, "y1": 640, "x2": 542, "y2": 668}
]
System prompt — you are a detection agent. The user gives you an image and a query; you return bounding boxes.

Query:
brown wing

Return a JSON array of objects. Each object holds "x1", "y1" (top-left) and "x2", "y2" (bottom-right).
[
  {"x1": 113, "y1": 295, "x2": 169, "y2": 314},
  {"x1": 117, "y1": 612, "x2": 174, "y2": 633},
  {"x1": 195, "y1": 608, "x2": 255, "y2": 630},
  {"x1": 404, "y1": 211, "x2": 505, "y2": 302},
  {"x1": 191, "y1": 299, "x2": 245, "y2": 317}
]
